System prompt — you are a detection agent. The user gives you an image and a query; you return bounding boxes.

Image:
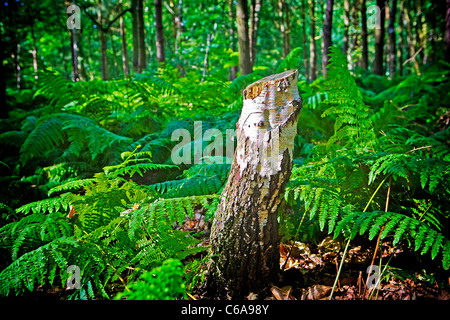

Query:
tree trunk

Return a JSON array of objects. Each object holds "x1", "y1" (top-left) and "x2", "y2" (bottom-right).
[
  {"x1": 388, "y1": 0, "x2": 397, "y2": 77},
  {"x1": 155, "y1": 0, "x2": 166, "y2": 64},
  {"x1": 137, "y1": 0, "x2": 146, "y2": 70},
  {"x1": 69, "y1": 27, "x2": 79, "y2": 81},
  {"x1": 445, "y1": 0, "x2": 450, "y2": 63},
  {"x1": 236, "y1": 0, "x2": 253, "y2": 75},
  {"x1": 301, "y1": 0, "x2": 309, "y2": 80},
  {"x1": 249, "y1": 0, "x2": 261, "y2": 67},
  {"x1": 397, "y1": 0, "x2": 405, "y2": 76},
  {"x1": 98, "y1": 1, "x2": 109, "y2": 80},
  {"x1": 30, "y1": 25, "x2": 38, "y2": 80},
  {"x1": 343, "y1": 0, "x2": 350, "y2": 66},
  {"x1": 15, "y1": 43, "x2": 21, "y2": 89},
  {"x1": 402, "y1": 1, "x2": 420, "y2": 74},
  {"x1": 120, "y1": 1, "x2": 130, "y2": 76},
  {"x1": 322, "y1": 0, "x2": 334, "y2": 78},
  {"x1": 373, "y1": 0, "x2": 385, "y2": 75},
  {"x1": 228, "y1": 0, "x2": 238, "y2": 80},
  {"x1": 309, "y1": 0, "x2": 317, "y2": 81},
  {"x1": 206, "y1": 69, "x2": 302, "y2": 299},
  {"x1": 131, "y1": 0, "x2": 139, "y2": 72},
  {"x1": 0, "y1": 27, "x2": 7, "y2": 118},
  {"x1": 278, "y1": 0, "x2": 291, "y2": 58},
  {"x1": 361, "y1": 0, "x2": 369, "y2": 69}
]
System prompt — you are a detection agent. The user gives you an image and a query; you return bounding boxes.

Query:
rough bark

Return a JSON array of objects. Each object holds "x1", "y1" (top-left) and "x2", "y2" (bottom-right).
[
  {"x1": 322, "y1": 0, "x2": 334, "y2": 78},
  {"x1": 206, "y1": 69, "x2": 302, "y2": 299},
  {"x1": 236, "y1": 0, "x2": 253, "y2": 75},
  {"x1": 308, "y1": 0, "x2": 317, "y2": 81},
  {"x1": 155, "y1": 0, "x2": 166, "y2": 64}
]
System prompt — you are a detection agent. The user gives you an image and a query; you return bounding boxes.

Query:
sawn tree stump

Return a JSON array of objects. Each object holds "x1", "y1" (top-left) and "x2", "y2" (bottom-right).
[{"x1": 206, "y1": 69, "x2": 302, "y2": 299}]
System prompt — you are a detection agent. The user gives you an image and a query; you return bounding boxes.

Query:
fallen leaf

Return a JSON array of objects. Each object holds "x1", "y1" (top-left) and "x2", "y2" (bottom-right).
[
  {"x1": 301, "y1": 285, "x2": 332, "y2": 300},
  {"x1": 271, "y1": 285, "x2": 296, "y2": 300}
]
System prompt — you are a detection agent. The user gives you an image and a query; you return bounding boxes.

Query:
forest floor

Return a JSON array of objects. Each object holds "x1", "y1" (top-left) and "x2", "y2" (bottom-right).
[
  {"x1": 181, "y1": 213, "x2": 450, "y2": 301},
  {"x1": 7, "y1": 210, "x2": 450, "y2": 301}
]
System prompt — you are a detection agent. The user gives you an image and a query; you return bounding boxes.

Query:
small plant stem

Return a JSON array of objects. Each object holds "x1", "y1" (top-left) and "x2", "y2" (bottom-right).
[
  {"x1": 364, "y1": 175, "x2": 391, "y2": 299},
  {"x1": 329, "y1": 237, "x2": 350, "y2": 300},
  {"x1": 329, "y1": 175, "x2": 389, "y2": 300},
  {"x1": 281, "y1": 208, "x2": 308, "y2": 271}
]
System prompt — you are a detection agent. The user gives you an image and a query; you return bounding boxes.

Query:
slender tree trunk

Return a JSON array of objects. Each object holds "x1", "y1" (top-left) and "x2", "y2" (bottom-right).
[
  {"x1": 388, "y1": 0, "x2": 397, "y2": 77},
  {"x1": 236, "y1": 0, "x2": 253, "y2": 75},
  {"x1": 155, "y1": 0, "x2": 166, "y2": 64},
  {"x1": 397, "y1": 0, "x2": 405, "y2": 76},
  {"x1": 0, "y1": 26, "x2": 7, "y2": 118},
  {"x1": 278, "y1": 0, "x2": 291, "y2": 58},
  {"x1": 373, "y1": 0, "x2": 385, "y2": 75},
  {"x1": 207, "y1": 69, "x2": 302, "y2": 299},
  {"x1": 349, "y1": 0, "x2": 361, "y2": 70},
  {"x1": 137, "y1": 0, "x2": 146, "y2": 70},
  {"x1": 361, "y1": 0, "x2": 368, "y2": 69},
  {"x1": 249, "y1": 0, "x2": 261, "y2": 67},
  {"x1": 16, "y1": 43, "x2": 21, "y2": 89},
  {"x1": 309, "y1": 0, "x2": 317, "y2": 81},
  {"x1": 98, "y1": 1, "x2": 109, "y2": 80},
  {"x1": 445, "y1": 0, "x2": 450, "y2": 63},
  {"x1": 402, "y1": 1, "x2": 420, "y2": 74},
  {"x1": 301, "y1": 0, "x2": 309, "y2": 80},
  {"x1": 228, "y1": 0, "x2": 238, "y2": 80},
  {"x1": 30, "y1": 25, "x2": 38, "y2": 80},
  {"x1": 120, "y1": 1, "x2": 130, "y2": 76},
  {"x1": 322, "y1": 0, "x2": 334, "y2": 78},
  {"x1": 131, "y1": 0, "x2": 139, "y2": 72},
  {"x1": 69, "y1": 26, "x2": 79, "y2": 81},
  {"x1": 343, "y1": 0, "x2": 350, "y2": 66}
]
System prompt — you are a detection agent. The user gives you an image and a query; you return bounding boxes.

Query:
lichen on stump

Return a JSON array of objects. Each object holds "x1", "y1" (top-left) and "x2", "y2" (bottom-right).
[{"x1": 206, "y1": 69, "x2": 302, "y2": 299}]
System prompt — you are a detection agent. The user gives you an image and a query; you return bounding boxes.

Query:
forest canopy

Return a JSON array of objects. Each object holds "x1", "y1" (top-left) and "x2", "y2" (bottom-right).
[{"x1": 0, "y1": 0, "x2": 449, "y2": 302}]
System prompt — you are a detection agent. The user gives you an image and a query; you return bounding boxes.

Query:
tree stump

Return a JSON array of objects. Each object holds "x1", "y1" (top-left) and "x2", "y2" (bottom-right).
[{"x1": 206, "y1": 69, "x2": 302, "y2": 299}]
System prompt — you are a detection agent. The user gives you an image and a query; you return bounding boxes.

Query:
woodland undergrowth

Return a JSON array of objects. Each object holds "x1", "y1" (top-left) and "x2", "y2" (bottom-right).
[{"x1": 0, "y1": 47, "x2": 449, "y2": 300}]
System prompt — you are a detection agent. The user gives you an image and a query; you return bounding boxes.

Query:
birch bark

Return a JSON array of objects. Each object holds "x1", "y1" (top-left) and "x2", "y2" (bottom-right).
[{"x1": 207, "y1": 69, "x2": 302, "y2": 299}]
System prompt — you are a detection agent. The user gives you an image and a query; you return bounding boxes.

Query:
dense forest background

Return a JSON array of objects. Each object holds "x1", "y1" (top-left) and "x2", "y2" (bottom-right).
[{"x1": 0, "y1": 0, "x2": 449, "y2": 301}]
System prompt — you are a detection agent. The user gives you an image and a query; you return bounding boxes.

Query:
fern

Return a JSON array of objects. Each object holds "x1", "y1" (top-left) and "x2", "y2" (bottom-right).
[
  {"x1": 334, "y1": 211, "x2": 450, "y2": 269},
  {"x1": 16, "y1": 197, "x2": 70, "y2": 215},
  {"x1": 321, "y1": 47, "x2": 377, "y2": 151}
]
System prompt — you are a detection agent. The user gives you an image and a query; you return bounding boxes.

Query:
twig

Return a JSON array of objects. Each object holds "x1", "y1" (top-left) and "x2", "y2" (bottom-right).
[{"x1": 402, "y1": 47, "x2": 423, "y2": 65}]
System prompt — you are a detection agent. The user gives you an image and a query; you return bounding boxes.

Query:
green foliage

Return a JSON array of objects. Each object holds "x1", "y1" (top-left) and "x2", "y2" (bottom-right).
[
  {"x1": 0, "y1": 148, "x2": 217, "y2": 298},
  {"x1": 115, "y1": 259, "x2": 186, "y2": 300},
  {"x1": 285, "y1": 47, "x2": 450, "y2": 270}
]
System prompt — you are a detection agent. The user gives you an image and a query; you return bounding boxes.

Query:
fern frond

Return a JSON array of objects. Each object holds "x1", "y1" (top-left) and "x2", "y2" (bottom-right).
[
  {"x1": 16, "y1": 197, "x2": 70, "y2": 215},
  {"x1": 48, "y1": 178, "x2": 96, "y2": 196}
]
